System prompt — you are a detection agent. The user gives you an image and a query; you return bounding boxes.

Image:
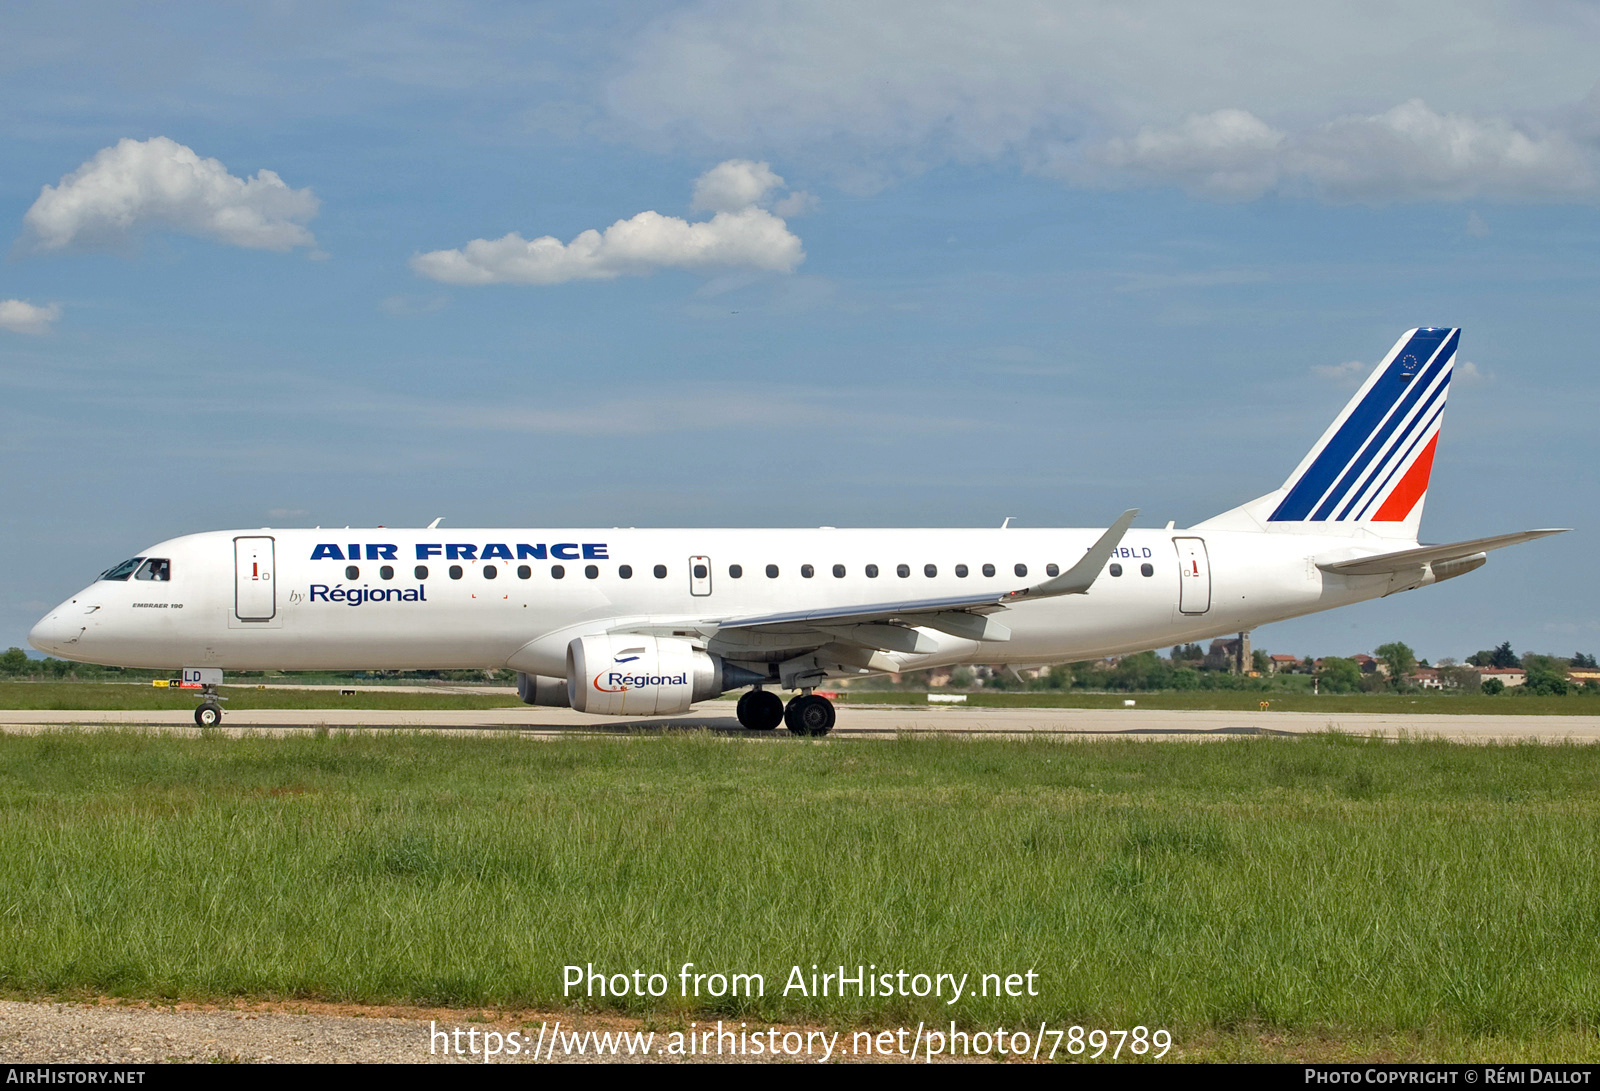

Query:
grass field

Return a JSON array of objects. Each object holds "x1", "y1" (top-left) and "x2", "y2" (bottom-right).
[{"x1": 2, "y1": 729, "x2": 1599, "y2": 1060}]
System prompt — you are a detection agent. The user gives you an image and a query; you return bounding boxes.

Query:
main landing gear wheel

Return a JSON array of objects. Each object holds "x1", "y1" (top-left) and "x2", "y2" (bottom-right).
[
  {"x1": 194, "y1": 702, "x2": 223, "y2": 727},
  {"x1": 784, "y1": 694, "x2": 835, "y2": 737},
  {"x1": 737, "y1": 690, "x2": 784, "y2": 730}
]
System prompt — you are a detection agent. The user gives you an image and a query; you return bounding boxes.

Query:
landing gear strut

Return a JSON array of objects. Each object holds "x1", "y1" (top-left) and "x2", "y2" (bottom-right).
[
  {"x1": 194, "y1": 685, "x2": 225, "y2": 727},
  {"x1": 784, "y1": 692, "x2": 835, "y2": 737},
  {"x1": 185, "y1": 670, "x2": 227, "y2": 727},
  {"x1": 736, "y1": 689, "x2": 784, "y2": 730}
]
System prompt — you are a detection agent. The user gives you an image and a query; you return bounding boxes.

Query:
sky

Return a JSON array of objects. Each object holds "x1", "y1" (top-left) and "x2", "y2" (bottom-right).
[{"x1": 2, "y1": 1, "x2": 1597, "y2": 664}]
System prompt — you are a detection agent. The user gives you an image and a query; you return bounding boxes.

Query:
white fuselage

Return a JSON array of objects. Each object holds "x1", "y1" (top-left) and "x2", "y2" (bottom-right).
[{"x1": 30, "y1": 525, "x2": 1399, "y2": 681}]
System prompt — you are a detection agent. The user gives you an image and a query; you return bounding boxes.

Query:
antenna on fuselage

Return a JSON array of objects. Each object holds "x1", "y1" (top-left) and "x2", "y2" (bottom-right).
[
  {"x1": 427, "y1": 517, "x2": 444, "y2": 529},
  {"x1": 1001, "y1": 517, "x2": 1014, "y2": 529}
]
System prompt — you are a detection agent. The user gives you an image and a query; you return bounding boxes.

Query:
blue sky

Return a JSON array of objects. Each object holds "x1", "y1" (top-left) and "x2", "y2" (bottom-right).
[{"x1": 3, "y1": 1, "x2": 1597, "y2": 664}]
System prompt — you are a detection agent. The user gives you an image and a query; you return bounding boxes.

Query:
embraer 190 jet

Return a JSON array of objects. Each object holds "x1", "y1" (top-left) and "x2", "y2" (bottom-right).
[{"x1": 30, "y1": 329, "x2": 1563, "y2": 734}]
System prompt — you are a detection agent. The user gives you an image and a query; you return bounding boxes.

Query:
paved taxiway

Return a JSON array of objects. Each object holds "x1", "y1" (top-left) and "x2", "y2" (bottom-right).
[{"x1": 3, "y1": 704, "x2": 1599, "y2": 742}]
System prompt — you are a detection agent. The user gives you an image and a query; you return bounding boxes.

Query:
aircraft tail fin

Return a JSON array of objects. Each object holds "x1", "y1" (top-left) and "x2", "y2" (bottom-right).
[{"x1": 1195, "y1": 327, "x2": 1459, "y2": 541}]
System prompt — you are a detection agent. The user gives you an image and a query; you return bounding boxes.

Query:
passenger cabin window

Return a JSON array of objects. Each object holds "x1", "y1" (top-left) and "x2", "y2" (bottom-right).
[
  {"x1": 135, "y1": 558, "x2": 170, "y2": 581},
  {"x1": 586, "y1": 565, "x2": 599, "y2": 579},
  {"x1": 619, "y1": 565, "x2": 633, "y2": 579},
  {"x1": 345, "y1": 565, "x2": 360, "y2": 580},
  {"x1": 801, "y1": 565, "x2": 814, "y2": 578},
  {"x1": 551, "y1": 565, "x2": 565, "y2": 579},
  {"x1": 449, "y1": 565, "x2": 463, "y2": 579},
  {"x1": 517, "y1": 565, "x2": 532, "y2": 579},
  {"x1": 865, "y1": 564, "x2": 879, "y2": 578},
  {"x1": 1109, "y1": 564, "x2": 1122, "y2": 577},
  {"x1": 654, "y1": 564, "x2": 668, "y2": 579},
  {"x1": 1014, "y1": 563, "x2": 1028, "y2": 578},
  {"x1": 484, "y1": 565, "x2": 497, "y2": 579},
  {"x1": 1046, "y1": 563, "x2": 1059, "y2": 577},
  {"x1": 896, "y1": 564, "x2": 910, "y2": 578},
  {"x1": 694, "y1": 563, "x2": 709, "y2": 579},
  {"x1": 1141, "y1": 563, "x2": 1154, "y2": 577},
  {"x1": 955, "y1": 564, "x2": 968, "y2": 578},
  {"x1": 380, "y1": 565, "x2": 394, "y2": 580},
  {"x1": 100, "y1": 558, "x2": 144, "y2": 582},
  {"x1": 766, "y1": 565, "x2": 779, "y2": 578},
  {"x1": 833, "y1": 564, "x2": 845, "y2": 578},
  {"x1": 415, "y1": 565, "x2": 430, "y2": 579},
  {"x1": 982, "y1": 564, "x2": 996, "y2": 577},
  {"x1": 924, "y1": 564, "x2": 937, "y2": 578},
  {"x1": 729, "y1": 564, "x2": 742, "y2": 578}
]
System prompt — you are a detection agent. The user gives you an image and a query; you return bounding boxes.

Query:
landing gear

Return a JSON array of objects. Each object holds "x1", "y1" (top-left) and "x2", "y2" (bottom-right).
[
  {"x1": 737, "y1": 689, "x2": 784, "y2": 730},
  {"x1": 187, "y1": 671, "x2": 227, "y2": 727},
  {"x1": 784, "y1": 693, "x2": 835, "y2": 737}
]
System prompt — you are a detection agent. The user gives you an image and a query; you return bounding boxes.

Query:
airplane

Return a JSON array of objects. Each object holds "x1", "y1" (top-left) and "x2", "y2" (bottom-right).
[{"x1": 29, "y1": 327, "x2": 1564, "y2": 735}]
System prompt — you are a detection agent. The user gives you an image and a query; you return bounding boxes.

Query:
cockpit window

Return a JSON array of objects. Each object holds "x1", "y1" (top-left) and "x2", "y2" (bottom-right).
[
  {"x1": 134, "y1": 558, "x2": 171, "y2": 582},
  {"x1": 99, "y1": 557, "x2": 144, "y2": 581}
]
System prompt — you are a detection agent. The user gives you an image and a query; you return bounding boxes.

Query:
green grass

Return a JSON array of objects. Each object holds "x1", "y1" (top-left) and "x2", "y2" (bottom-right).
[{"x1": 2, "y1": 729, "x2": 1600, "y2": 1060}]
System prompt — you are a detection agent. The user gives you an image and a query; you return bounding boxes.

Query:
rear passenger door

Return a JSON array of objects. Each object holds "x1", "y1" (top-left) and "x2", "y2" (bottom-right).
[{"x1": 1173, "y1": 537, "x2": 1211, "y2": 615}]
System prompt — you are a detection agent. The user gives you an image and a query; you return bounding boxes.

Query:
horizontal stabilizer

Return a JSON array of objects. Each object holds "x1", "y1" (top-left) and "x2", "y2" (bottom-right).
[{"x1": 1317, "y1": 528, "x2": 1567, "y2": 576}]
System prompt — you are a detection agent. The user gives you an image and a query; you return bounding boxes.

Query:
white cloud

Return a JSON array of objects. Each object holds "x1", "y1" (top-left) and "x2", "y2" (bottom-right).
[
  {"x1": 1077, "y1": 101, "x2": 1595, "y2": 202},
  {"x1": 605, "y1": 2, "x2": 1600, "y2": 202},
  {"x1": 411, "y1": 160, "x2": 806, "y2": 285},
  {"x1": 691, "y1": 158, "x2": 782, "y2": 212},
  {"x1": 1093, "y1": 109, "x2": 1285, "y2": 200},
  {"x1": 0, "y1": 299, "x2": 61, "y2": 335},
  {"x1": 1287, "y1": 100, "x2": 1595, "y2": 202},
  {"x1": 22, "y1": 137, "x2": 320, "y2": 253}
]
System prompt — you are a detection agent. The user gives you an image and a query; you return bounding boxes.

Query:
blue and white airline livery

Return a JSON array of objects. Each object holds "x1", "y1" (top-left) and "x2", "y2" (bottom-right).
[{"x1": 31, "y1": 329, "x2": 1565, "y2": 734}]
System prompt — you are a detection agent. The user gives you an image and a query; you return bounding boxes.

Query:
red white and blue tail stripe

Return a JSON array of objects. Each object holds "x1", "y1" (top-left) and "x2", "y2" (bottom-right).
[{"x1": 1268, "y1": 327, "x2": 1457, "y2": 532}]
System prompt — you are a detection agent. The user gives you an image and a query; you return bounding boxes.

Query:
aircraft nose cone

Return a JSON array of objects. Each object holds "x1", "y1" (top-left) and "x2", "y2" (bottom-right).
[{"x1": 29, "y1": 609, "x2": 81, "y2": 656}]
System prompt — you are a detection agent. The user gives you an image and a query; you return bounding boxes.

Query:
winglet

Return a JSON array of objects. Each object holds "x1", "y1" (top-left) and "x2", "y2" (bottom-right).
[{"x1": 1006, "y1": 509, "x2": 1139, "y2": 601}]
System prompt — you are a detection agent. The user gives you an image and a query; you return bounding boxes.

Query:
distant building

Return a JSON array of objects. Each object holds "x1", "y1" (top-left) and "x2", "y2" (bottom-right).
[
  {"x1": 1475, "y1": 667, "x2": 1526, "y2": 688},
  {"x1": 1206, "y1": 633, "x2": 1251, "y2": 674},
  {"x1": 1408, "y1": 667, "x2": 1447, "y2": 689},
  {"x1": 1350, "y1": 653, "x2": 1387, "y2": 677},
  {"x1": 1267, "y1": 654, "x2": 1301, "y2": 674}
]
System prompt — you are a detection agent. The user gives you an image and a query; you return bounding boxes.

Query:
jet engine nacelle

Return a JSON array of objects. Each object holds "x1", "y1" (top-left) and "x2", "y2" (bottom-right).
[
  {"x1": 566, "y1": 634, "x2": 759, "y2": 715},
  {"x1": 516, "y1": 672, "x2": 571, "y2": 707}
]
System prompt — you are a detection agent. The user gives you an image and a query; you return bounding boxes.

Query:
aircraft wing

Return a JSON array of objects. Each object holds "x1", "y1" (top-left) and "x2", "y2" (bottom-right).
[
  {"x1": 1316, "y1": 528, "x2": 1567, "y2": 576},
  {"x1": 656, "y1": 510, "x2": 1141, "y2": 655}
]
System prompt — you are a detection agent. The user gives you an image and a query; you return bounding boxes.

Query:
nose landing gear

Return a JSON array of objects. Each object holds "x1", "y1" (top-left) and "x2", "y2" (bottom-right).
[{"x1": 181, "y1": 667, "x2": 227, "y2": 727}]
